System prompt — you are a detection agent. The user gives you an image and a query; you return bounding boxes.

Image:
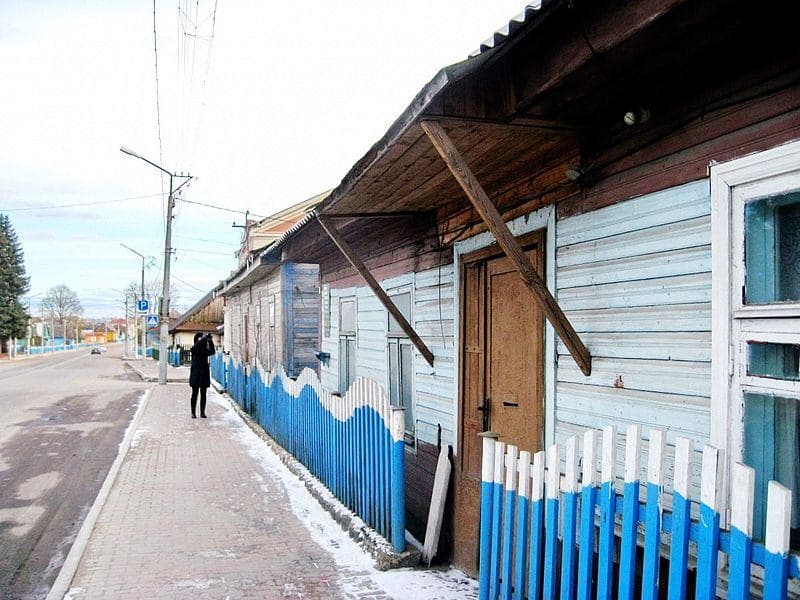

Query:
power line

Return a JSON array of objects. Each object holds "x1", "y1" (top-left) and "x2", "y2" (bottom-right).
[
  {"x1": 152, "y1": 0, "x2": 167, "y2": 239},
  {"x1": 171, "y1": 274, "x2": 207, "y2": 292},
  {"x1": 174, "y1": 247, "x2": 234, "y2": 256},
  {"x1": 174, "y1": 233, "x2": 239, "y2": 247},
  {"x1": 0, "y1": 193, "x2": 163, "y2": 212},
  {"x1": 176, "y1": 197, "x2": 266, "y2": 219}
]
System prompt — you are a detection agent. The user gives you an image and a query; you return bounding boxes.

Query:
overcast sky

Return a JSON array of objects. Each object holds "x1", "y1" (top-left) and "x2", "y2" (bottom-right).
[{"x1": 0, "y1": 1, "x2": 527, "y2": 318}]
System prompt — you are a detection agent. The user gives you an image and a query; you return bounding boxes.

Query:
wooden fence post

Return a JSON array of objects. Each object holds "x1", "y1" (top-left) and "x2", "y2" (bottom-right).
[
  {"x1": 527, "y1": 451, "x2": 546, "y2": 600},
  {"x1": 389, "y1": 407, "x2": 406, "y2": 553},
  {"x1": 478, "y1": 433, "x2": 499, "y2": 600},
  {"x1": 577, "y1": 429, "x2": 597, "y2": 600},
  {"x1": 501, "y1": 445, "x2": 519, "y2": 599},
  {"x1": 728, "y1": 463, "x2": 755, "y2": 600},
  {"x1": 489, "y1": 441, "x2": 506, "y2": 600},
  {"x1": 642, "y1": 428, "x2": 665, "y2": 600},
  {"x1": 560, "y1": 436, "x2": 580, "y2": 600},
  {"x1": 696, "y1": 446, "x2": 724, "y2": 600},
  {"x1": 667, "y1": 437, "x2": 693, "y2": 600},
  {"x1": 514, "y1": 450, "x2": 532, "y2": 600},
  {"x1": 763, "y1": 481, "x2": 792, "y2": 600},
  {"x1": 597, "y1": 426, "x2": 618, "y2": 600},
  {"x1": 543, "y1": 445, "x2": 560, "y2": 600}
]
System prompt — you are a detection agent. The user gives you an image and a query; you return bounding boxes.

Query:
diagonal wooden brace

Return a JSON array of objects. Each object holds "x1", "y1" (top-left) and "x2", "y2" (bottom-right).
[
  {"x1": 421, "y1": 119, "x2": 591, "y2": 376},
  {"x1": 315, "y1": 213, "x2": 436, "y2": 367}
]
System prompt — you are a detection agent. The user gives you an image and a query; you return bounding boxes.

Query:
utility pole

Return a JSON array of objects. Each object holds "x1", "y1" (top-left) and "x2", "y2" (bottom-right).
[
  {"x1": 121, "y1": 243, "x2": 151, "y2": 368},
  {"x1": 120, "y1": 146, "x2": 192, "y2": 385}
]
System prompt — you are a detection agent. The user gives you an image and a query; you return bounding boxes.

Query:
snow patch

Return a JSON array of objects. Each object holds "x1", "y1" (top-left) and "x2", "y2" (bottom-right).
[{"x1": 209, "y1": 389, "x2": 479, "y2": 599}]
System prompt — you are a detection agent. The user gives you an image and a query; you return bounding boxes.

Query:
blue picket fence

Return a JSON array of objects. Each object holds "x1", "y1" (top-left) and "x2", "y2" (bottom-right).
[
  {"x1": 211, "y1": 354, "x2": 407, "y2": 552},
  {"x1": 479, "y1": 425, "x2": 799, "y2": 600}
]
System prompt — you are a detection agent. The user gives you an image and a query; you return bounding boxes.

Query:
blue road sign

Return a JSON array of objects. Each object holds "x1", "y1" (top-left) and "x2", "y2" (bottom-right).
[
  {"x1": 146, "y1": 315, "x2": 159, "y2": 328},
  {"x1": 137, "y1": 299, "x2": 149, "y2": 313}
]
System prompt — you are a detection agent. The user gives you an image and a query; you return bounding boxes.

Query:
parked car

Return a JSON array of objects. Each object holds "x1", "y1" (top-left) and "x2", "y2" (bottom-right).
[{"x1": 91, "y1": 347, "x2": 101, "y2": 355}]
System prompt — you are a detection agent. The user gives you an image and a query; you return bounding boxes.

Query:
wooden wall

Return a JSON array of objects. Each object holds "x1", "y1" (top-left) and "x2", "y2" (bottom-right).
[
  {"x1": 555, "y1": 179, "x2": 711, "y2": 492},
  {"x1": 282, "y1": 263, "x2": 321, "y2": 376}
]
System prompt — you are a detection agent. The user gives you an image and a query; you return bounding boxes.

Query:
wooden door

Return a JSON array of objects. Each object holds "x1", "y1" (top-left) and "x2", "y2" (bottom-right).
[{"x1": 452, "y1": 231, "x2": 545, "y2": 574}]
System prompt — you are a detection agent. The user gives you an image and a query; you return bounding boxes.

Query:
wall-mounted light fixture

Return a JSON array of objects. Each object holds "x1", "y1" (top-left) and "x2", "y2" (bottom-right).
[
  {"x1": 565, "y1": 167, "x2": 584, "y2": 182},
  {"x1": 623, "y1": 107, "x2": 650, "y2": 126}
]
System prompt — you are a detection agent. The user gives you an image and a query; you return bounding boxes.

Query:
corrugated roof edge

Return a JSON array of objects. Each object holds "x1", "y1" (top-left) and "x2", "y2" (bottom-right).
[
  {"x1": 254, "y1": 1, "x2": 550, "y2": 261},
  {"x1": 316, "y1": 1, "x2": 548, "y2": 216}
]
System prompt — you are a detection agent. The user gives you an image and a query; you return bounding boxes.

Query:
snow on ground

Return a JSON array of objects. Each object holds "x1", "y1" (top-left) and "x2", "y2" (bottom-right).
[{"x1": 209, "y1": 389, "x2": 479, "y2": 600}]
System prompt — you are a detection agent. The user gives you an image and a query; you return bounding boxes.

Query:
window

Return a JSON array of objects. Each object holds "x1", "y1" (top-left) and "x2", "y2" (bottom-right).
[
  {"x1": 712, "y1": 141, "x2": 800, "y2": 548},
  {"x1": 387, "y1": 290, "x2": 414, "y2": 442},
  {"x1": 267, "y1": 297, "x2": 276, "y2": 370},
  {"x1": 339, "y1": 297, "x2": 356, "y2": 393}
]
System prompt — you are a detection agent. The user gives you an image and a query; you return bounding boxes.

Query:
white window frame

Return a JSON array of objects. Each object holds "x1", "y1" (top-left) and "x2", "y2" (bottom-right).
[
  {"x1": 710, "y1": 140, "x2": 800, "y2": 495},
  {"x1": 386, "y1": 285, "x2": 416, "y2": 444},
  {"x1": 338, "y1": 296, "x2": 357, "y2": 394}
]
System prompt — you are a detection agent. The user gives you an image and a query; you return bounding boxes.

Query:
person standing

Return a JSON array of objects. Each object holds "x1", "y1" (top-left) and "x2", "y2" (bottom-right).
[{"x1": 189, "y1": 332, "x2": 215, "y2": 418}]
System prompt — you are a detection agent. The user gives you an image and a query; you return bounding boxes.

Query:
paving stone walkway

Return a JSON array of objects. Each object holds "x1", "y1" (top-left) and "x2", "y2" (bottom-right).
[{"x1": 64, "y1": 384, "x2": 477, "y2": 600}]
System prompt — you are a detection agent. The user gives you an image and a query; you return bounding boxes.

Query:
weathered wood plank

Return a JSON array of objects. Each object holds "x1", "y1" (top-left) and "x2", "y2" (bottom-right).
[
  {"x1": 421, "y1": 119, "x2": 592, "y2": 376},
  {"x1": 316, "y1": 215, "x2": 435, "y2": 367}
]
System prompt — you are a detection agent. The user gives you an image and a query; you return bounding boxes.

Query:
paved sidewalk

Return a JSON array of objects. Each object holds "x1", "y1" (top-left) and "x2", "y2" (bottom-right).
[{"x1": 64, "y1": 385, "x2": 477, "y2": 599}]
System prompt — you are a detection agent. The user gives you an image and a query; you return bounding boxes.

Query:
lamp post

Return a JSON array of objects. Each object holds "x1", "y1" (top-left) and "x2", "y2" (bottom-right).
[
  {"x1": 120, "y1": 243, "x2": 152, "y2": 368},
  {"x1": 120, "y1": 146, "x2": 192, "y2": 384}
]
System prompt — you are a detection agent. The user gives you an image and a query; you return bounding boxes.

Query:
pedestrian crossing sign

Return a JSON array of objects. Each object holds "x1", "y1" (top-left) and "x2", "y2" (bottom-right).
[{"x1": 146, "y1": 315, "x2": 159, "y2": 328}]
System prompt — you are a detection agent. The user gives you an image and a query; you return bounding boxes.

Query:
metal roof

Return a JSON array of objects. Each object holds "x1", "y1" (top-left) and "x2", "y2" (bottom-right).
[{"x1": 470, "y1": 2, "x2": 544, "y2": 57}]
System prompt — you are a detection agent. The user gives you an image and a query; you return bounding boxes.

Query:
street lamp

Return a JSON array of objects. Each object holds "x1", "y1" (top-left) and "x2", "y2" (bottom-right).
[
  {"x1": 120, "y1": 146, "x2": 192, "y2": 384},
  {"x1": 120, "y1": 243, "x2": 152, "y2": 367}
]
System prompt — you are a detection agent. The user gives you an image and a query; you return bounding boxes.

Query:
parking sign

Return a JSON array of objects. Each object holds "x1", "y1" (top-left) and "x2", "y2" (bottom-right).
[{"x1": 137, "y1": 299, "x2": 149, "y2": 313}]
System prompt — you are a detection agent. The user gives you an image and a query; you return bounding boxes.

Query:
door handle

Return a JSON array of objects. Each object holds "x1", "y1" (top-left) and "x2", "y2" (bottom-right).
[
  {"x1": 502, "y1": 401, "x2": 519, "y2": 407},
  {"x1": 477, "y1": 397, "x2": 490, "y2": 431}
]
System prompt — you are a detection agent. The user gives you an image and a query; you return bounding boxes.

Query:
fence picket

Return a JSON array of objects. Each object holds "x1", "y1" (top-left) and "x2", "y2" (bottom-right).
[
  {"x1": 728, "y1": 463, "x2": 754, "y2": 600},
  {"x1": 543, "y1": 445, "x2": 560, "y2": 600},
  {"x1": 641, "y1": 428, "x2": 665, "y2": 600},
  {"x1": 489, "y1": 441, "x2": 506, "y2": 600},
  {"x1": 597, "y1": 426, "x2": 618, "y2": 600},
  {"x1": 513, "y1": 450, "x2": 532, "y2": 600},
  {"x1": 478, "y1": 434, "x2": 499, "y2": 600},
  {"x1": 763, "y1": 481, "x2": 792, "y2": 599},
  {"x1": 696, "y1": 446, "x2": 723, "y2": 600},
  {"x1": 667, "y1": 437, "x2": 693, "y2": 600},
  {"x1": 560, "y1": 436, "x2": 579, "y2": 600},
  {"x1": 501, "y1": 445, "x2": 519, "y2": 600},
  {"x1": 577, "y1": 429, "x2": 597, "y2": 600},
  {"x1": 619, "y1": 424, "x2": 641, "y2": 600},
  {"x1": 527, "y1": 451, "x2": 545, "y2": 600}
]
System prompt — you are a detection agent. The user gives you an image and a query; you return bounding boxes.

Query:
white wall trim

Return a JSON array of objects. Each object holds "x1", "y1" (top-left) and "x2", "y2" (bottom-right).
[
  {"x1": 710, "y1": 139, "x2": 800, "y2": 516},
  {"x1": 452, "y1": 205, "x2": 557, "y2": 455}
]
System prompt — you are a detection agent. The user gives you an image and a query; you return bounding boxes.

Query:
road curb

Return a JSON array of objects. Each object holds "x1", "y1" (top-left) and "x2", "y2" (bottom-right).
[
  {"x1": 211, "y1": 379, "x2": 420, "y2": 571},
  {"x1": 46, "y1": 386, "x2": 154, "y2": 600}
]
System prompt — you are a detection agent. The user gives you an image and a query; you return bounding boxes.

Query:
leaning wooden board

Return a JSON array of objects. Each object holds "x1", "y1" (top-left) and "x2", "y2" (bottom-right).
[{"x1": 422, "y1": 444, "x2": 452, "y2": 566}]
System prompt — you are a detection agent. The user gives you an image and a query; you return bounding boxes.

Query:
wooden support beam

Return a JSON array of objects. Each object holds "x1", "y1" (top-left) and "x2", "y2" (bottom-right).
[
  {"x1": 322, "y1": 211, "x2": 423, "y2": 219},
  {"x1": 420, "y1": 120, "x2": 592, "y2": 376},
  {"x1": 315, "y1": 213, "x2": 436, "y2": 367}
]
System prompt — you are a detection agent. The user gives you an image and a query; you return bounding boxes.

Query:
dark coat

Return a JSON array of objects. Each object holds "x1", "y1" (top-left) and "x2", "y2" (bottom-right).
[{"x1": 189, "y1": 336, "x2": 216, "y2": 388}]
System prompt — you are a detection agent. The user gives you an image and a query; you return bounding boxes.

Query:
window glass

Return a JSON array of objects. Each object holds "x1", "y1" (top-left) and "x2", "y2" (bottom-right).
[
  {"x1": 388, "y1": 292, "x2": 412, "y2": 334},
  {"x1": 268, "y1": 298, "x2": 276, "y2": 326},
  {"x1": 745, "y1": 191, "x2": 800, "y2": 304},
  {"x1": 340, "y1": 299, "x2": 356, "y2": 333},
  {"x1": 388, "y1": 339, "x2": 399, "y2": 406},
  {"x1": 747, "y1": 341, "x2": 800, "y2": 381},
  {"x1": 743, "y1": 393, "x2": 800, "y2": 548},
  {"x1": 400, "y1": 343, "x2": 414, "y2": 434}
]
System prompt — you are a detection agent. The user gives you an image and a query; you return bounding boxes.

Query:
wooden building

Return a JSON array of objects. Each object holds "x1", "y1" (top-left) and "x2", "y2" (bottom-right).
[
  {"x1": 169, "y1": 287, "x2": 225, "y2": 348},
  {"x1": 221, "y1": 255, "x2": 321, "y2": 378},
  {"x1": 257, "y1": 0, "x2": 800, "y2": 573}
]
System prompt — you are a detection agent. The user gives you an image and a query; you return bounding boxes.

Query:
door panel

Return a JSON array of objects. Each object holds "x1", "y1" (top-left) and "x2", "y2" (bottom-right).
[{"x1": 453, "y1": 231, "x2": 545, "y2": 575}]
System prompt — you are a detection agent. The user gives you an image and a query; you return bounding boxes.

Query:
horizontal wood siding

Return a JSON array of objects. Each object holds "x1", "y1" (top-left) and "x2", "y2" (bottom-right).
[
  {"x1": 555, "y1": 179, "x2": 711, "y2": 491},
  {"x1": 321, "y1": 264, "x2": 456, "y2": 448}
]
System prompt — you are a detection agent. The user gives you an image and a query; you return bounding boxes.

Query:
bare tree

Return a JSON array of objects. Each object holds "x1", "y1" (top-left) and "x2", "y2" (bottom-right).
[{"x1": 41, "y1": 285, "x2": 83, "y2": 326}]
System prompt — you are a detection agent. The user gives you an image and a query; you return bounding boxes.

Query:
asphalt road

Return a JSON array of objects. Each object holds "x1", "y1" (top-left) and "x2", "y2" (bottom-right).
[{"x1": 0, "y1": 345, "x2": 147, "y2": 599}]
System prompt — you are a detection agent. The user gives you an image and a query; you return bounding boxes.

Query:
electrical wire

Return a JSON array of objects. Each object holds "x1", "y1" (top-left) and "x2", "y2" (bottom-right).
[
  {"x1": 152, "y1": 0, "x2": 167, "y2": 235},
  {"x1": 176, "y1": 197, "x2": 266, "y2": 219},
  {"x1": 0, "y1": 193, "x2": 164, "y2": 212},
  {"x1": 174, "y1": 247, "x2": 234, "y2": 256}
]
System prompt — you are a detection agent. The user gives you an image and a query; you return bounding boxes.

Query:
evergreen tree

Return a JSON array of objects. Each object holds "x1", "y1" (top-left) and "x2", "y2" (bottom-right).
[{"x1": 0, "y1": 214, "x2": 30, "y2": 340}]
